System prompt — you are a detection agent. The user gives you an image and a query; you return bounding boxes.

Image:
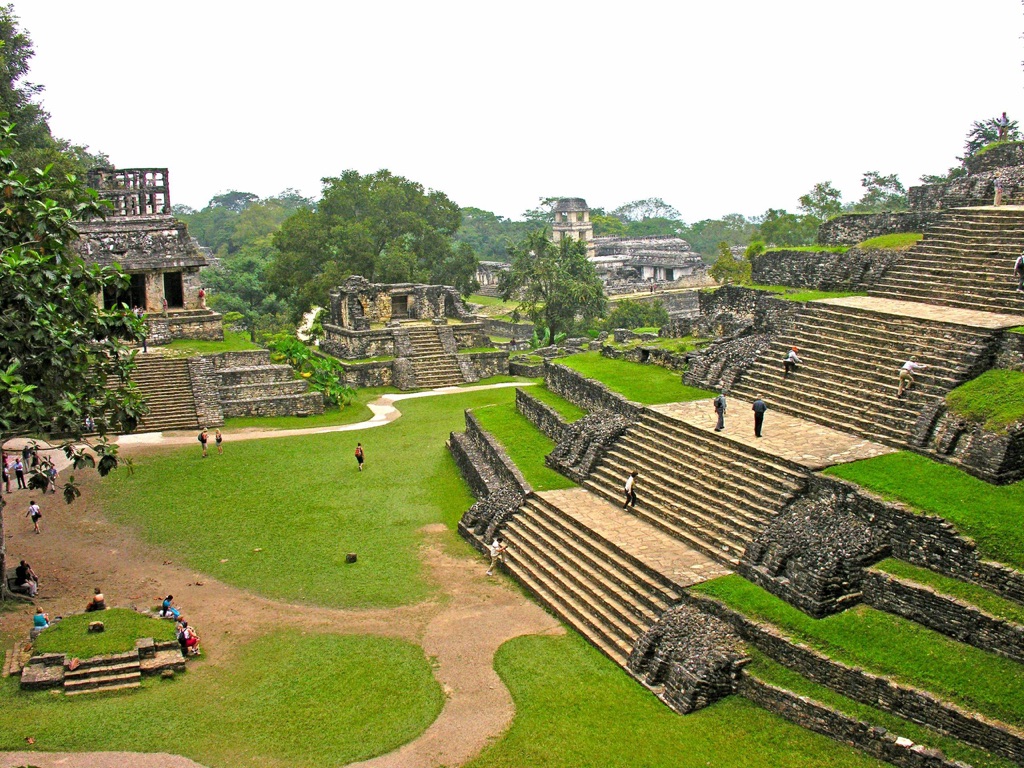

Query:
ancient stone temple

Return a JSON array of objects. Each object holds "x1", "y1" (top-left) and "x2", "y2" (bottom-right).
[
  {"x1": 73, "y1": 168, "x2": 223, "y2": 343},
  {"x1": 551, "y1": 197, "x2": 596, "y2": 258}
]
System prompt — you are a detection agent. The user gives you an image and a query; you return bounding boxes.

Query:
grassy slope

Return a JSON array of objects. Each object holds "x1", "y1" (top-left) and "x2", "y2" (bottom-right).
[
  {"x1": 33, "y1": 609, "x2": 177, "y2": 657},
  {"x1": 100, "y1": 388, "x2": 519, "y2": 609},
  {"x1": 747, "y1": 649, "x2": 1014, "y2": 768},
  {"x1": 164, "y1": 328, "x2": 260, "y2": 355},
  {"x1": 2, "y1": 632, "x2": 443, "y2": 768},
  {"x1": 465, "y1": 633, "x2": 884, "y2": 768},
  {"x1": 855, "y1": 233, "x2": 922, "y2": 250},
  {"x1": 946, "y1": 369, "x2": 1024, "y2": 432},
  {"x1": 692, "y1": 575, "x2": 1024, "y2": 728},
  {"x1": 748, "y1": 284, "x2": 868, "y2": 302},
  {"x1": 824, "y1": 452, "x2": 1024, "y2": 570},
  {"x1": 471, "y1": 403, "x2": 575, "y2": 492},
  {"x1": 525, "y1": 386, "x2": 587, "y2": 422},
  {"x1": 558, "y1": 352, "x2": 713, "y2": 404}
]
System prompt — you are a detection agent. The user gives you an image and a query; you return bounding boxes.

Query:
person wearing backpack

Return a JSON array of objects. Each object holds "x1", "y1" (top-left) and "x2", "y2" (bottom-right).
[
  {"x1": 198, "y1": 429, "x2": 209, "y2": 458},
  {"x1": 1014, "y1": 252, "x2": 1024, "y2": 293}
]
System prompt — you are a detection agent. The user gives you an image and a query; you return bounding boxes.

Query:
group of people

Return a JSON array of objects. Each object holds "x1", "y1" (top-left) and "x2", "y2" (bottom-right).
[
  {"x1": 197, "y1": 428, "x2": 224, "y2": 458},
  {"x1": 2, "y1": 447, "x2": 59, "y2": 495}
]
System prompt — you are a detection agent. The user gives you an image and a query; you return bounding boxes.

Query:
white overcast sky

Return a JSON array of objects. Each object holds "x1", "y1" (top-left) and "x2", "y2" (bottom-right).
[{"x1": 14, "y1": 1, "x2": 1024, "y2": 221}]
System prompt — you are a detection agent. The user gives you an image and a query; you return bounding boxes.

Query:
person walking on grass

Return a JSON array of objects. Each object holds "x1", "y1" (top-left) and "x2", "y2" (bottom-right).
[
  {"x1": 27, "y1": 499, "x2": 41, "y2": 534},
  {"x1": 713, "y1": 391, "x2": 727, "y2": 431},
  {"x1": 897, "y1": 358, "x2": 929, "y2": 397},
  {"x1": 198, "y1": 428, "x2": 209, "y2": 458},
  {"x1": 752, "y1": 397, "x2": 768, "y2": 438},
  {"x1": 623, "y1": 470, "x2": 639, "y2": 509},
  {"x1": 215, "y1": 429, "x2": 223, "y2": 455},
  {"x1": 355, "y1": 442, "x2": 365, "y2": 471},
  {"x1": 486, "y1": 538, "x2": 507, "y2": 576}
]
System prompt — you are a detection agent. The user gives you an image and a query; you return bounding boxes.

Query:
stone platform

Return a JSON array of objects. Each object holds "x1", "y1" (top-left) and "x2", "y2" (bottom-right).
[
  {"x1": 651, "y1": 398, "x2": 896, "y2": 471},
  {"x1": 814, "y1": 295, "x2": 1024, "y2": 329}
]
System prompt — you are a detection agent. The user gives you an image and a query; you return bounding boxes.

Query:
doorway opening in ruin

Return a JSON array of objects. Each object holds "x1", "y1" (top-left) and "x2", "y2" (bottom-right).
[
  {"x1": 639, "y1": 349, "x2": 651, "y2": 363},
  {"x1": 164, "y1": 272, "x2": 184, "y2": 308},
  {"x1": 392, "y1": 295, "x2": 409, "y2": 319},
  {"x1": 103, "y1": 273, "x2": 147, "y2": 310}
]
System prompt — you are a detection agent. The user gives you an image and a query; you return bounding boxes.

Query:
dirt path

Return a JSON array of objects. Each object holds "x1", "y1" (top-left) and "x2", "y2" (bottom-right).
[{"x1": 0, "y1": 384, "x2": 562, "y2": 768}]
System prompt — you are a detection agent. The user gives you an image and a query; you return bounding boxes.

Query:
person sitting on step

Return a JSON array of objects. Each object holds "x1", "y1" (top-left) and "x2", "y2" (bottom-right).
[
  {"x1": 159, "y1": 594, "x2": 181, "y2": 619},
  {"x1": 84, "y1": 587, "x2": 106, "y2": 612}
]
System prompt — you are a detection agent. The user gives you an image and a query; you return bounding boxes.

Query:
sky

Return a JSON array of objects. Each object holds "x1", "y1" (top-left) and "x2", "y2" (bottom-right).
[{"x1": 14, "y1": 1, "x2": 1024, "y2": 222}]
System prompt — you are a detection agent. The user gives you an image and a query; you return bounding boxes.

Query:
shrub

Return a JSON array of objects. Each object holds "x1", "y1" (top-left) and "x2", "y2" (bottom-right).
[
  {"x1": 265, "y1": 334, "x2": 355, "y2": 406},
  {"x1": 603, "y1": 299, "x2": 669, "y2": 331}
]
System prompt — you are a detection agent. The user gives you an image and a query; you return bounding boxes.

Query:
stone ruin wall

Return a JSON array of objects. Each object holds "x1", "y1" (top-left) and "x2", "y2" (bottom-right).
[
  {"x1": 751, "y1": 247, "x2": 903, "y2": 291},
  {"x1": 815, "y1": 212, "x2": 941, "y2": 247}
]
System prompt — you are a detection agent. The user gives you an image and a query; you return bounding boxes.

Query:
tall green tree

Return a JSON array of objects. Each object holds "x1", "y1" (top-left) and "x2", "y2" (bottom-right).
[
  {"x1": 204, "y1": 237, "x2": 287, "y2": 342},
  {"x1": 612, "y1": 198, "x2": 680, "y2": 222},
  {"x1": 268, "y1": 169, "x2": 475, "y2": 317},
  {"x1": 754, "y1": 208, "x2": 818, "y2": 247},
  {"x1": 964, "y1": 116, "x2": 1022, "y2": 157},
  {"x1": 498, "y1": 231, "x2": 605, "y2": 341},
  {"x1": 708, "y1": 241, "x2": 751, "y2": 285},
  {"x1": 846, "y1": 171, "x2": 908, "y2": 213},
  {"x1": 0, "y1": 122, "x2": 145, "y2": 597},
  {"x1": 798, "y1": 181, "x2": 843, "y2": 221}
]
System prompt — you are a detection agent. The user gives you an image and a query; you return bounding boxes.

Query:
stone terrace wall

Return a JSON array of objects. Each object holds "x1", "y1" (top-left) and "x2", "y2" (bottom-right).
[
  {"x1": 693, "y1": 286, "x2": 801, "y2": 338},
  {"x1": 750, "y1": 248, "x2": 901, "y2": 291},
  {"x1": 600, "y1": 343, "x2": 689, "y2": 372},
  {"x1": 340, "y1": 360, "x2": 394, "y2": 388},
  {"x1": 816, "y1": 212, "x2": 941, "y2": 246},
  {"x1": 862, "y1": 569, "x2": 1024, "y2": 663},
  {"x1": 516, "y1": 388, "x2": 569, "y2": 442},
  {"x1": 965, "y1": 142, "x2": 1024, "y2": 174},
  {"x1": 482, "y1": 318, "x2": 534, "y2": 341},
  {"x1": 812, "y1": 475, "x2": 1024, "y2": 604},
  {"x1": 543, "y1": 362, "x2": 643, "y2": 419},
  {"x1": 458, "y1": 351, "x2": 509, "y2": 383},
  {"x1": 607, "y1": 290, "x2": 701, "y2": 317},
  {"x1": 924, "y1": 404, "x2": 1024, "y2": 485},
  {"x1": 461, "y1": 409, "x2": 530, "y2": 494},
  {"x1": 186, "y1": 356, "x2": 224, "y2": 427},
  {"x1": 684, "y1": 591, "x2": 1024, "y2": 763},
  {"x1": 738, "y1": 676, "x2": 965, "y2": 768},
  {"x1": 321, "y1": 327, "x2": 396, "y2": 360}
]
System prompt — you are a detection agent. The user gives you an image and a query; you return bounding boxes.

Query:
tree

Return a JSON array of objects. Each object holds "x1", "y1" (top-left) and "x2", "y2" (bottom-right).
[
  {"x1": 754, "y1": 208, "x2": 818, "y2": 247},
  {"x1": 0, "y1": 122, "x2": 145, "y2": 597},
  {"x1": 604, "y1": 299, "x2": 669, "y2": 331},
  {"x1": 679, "y1": 214, "x2": 757, "y2": 258},
  {"x1": 964, "y1": 116, "x2": 1022, "y2": 157},
  {"x1": 798, "y1": 181, "x2": 843, "y2": 221},
  {"x1": 846, "y1": 171, "x2": 907, "y2": 213},
  {"x1": 268, "y1": 169, "x2": 474, "y2": 317},
  {"x1": 708, "y1": 242, "x2": 750, "y2": 285},
  {"x1": 498, "y1": 230, "x2": 605, "y2": 342},
  {"x1": 204, "y1": 237, "x2": 287, "y2": 342},
  {"x1": 612, "y1": 197, "x2": 680, "y2": 222}
]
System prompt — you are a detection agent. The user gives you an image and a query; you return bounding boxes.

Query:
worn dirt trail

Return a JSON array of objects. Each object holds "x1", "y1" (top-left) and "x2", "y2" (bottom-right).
[{"x1": 0, "y1": 385, "x2": 561, "y2": 768}]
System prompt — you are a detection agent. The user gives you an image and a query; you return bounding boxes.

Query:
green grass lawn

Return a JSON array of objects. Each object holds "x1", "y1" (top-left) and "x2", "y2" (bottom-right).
[
  {"x1": 525, "y1": 386, "x2": 587, "y2": 422},
  {"x1": 471, "y1": 403, "x2": 575, "y2": 492},
  {"x1": 855, "y1": 233, "x2": 922, "y2": 250},
  {"x1": 557, "y1": 352, "x2": 714, "y2": 404},
  {"x1": 605, "y1": 335, "x2": 707, "y2": 355},
  {"x1": 824, "y1": 451, "x2": 1024, "y2": 570},
  {"x1": 467, "y1": 294, "x2": 515, "y2": 307},
  {"x1": 101, "y1": 387, "x2": 521, "y2": 609},
  {"x1": 873, "y1": 558, "x2": 1024, "y2": 625},
  {"x1": 946, "y1": 369, "x2": 1024, "y2": 432},
  {"x1": 33, "y1": 608, "x2": 177, "y2": 658},
  {"x1": 748, "y1": 284, "x2": 868, "y2": 302},
  {"x1": 464, "y1": 633, "x2": 884, "y2": 768},
  {"x1": 224, "y1": 387, "x2": 397, "y2": 430},
  {"x1": 746, "y1": 649, "x2": 1014, "y2": 768},
  {"x1": 692, "y1": 575, "x2": 1024, "y2": 728},
  {"x1": 2, "y1": 632, "x2": 443, "y2": 768},
  {"x1": 764, "y1": 246, "x2": 850, "y2": 254},
  {"x1": 164, "y1": 328, "x2": 261, "y2": 355}
]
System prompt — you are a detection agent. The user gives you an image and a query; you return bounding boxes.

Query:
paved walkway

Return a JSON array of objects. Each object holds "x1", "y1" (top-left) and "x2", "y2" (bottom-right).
[
  {"x1": 540, "y1": 488, "x2": 731, "y2": 588},
  {"x1": 652, "y1": 398, "x2": 896, "y2": 471},
  {"x1": 815, "y1": 295, "x2": 1024, "y2": 329}
]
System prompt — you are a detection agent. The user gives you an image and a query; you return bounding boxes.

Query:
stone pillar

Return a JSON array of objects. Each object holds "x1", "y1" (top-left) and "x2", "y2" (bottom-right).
[{"x1": 145, "y1": 272, "x2": 163, "y2": 312}]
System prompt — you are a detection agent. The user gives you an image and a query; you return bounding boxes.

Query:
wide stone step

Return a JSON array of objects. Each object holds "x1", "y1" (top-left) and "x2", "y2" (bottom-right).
[
  {"x1": 219, "y1": 381, "x2": 309, "y2": 400},
  {"x1": 217, "y1": 366, "x2": 296, "y2": 385},
  {"x1": 798, "y1": 305, "x2": 995, "y2": 340}
]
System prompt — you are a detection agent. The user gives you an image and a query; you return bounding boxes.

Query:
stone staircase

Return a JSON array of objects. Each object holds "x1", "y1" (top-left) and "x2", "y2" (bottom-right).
[
  {"x1": 729, "y1": 301, "x2": 1000, "y2": 449},
  {"x1": 132, "y1": 356, "x2": 200, "y2": 432},
  {"x1": 63, "y1": 650, "x2": 142, "y2": 695},
  {"x1": 869, "y1": 207, "x2": 1024, "y2": 314},
  {"x1": 581, "y1": 410, "x2": 807, "y2": 567},
  {"x1": 214, "y1": 351, "x2": 324, "y2": 418},
  {"x1": 405, "y1": 326, "x2": 465, "y2": 388},
  {"x1": 499, "y1": 490, "x2": 726, "y2": 667}
]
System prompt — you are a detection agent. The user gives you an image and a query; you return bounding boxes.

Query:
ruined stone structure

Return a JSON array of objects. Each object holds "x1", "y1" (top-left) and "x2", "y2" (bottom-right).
[
  {"x1": 473, "y1": 260, "x2": 508, "y2": 297},
  {"x1": 73, "y1": 168, "x2": 222, "y2": 342},
  {"x1": 551, "y1": 197, "x2": 595, "y2": 258}
]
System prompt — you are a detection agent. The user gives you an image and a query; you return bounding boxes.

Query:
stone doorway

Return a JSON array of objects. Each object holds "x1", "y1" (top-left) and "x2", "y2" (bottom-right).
[
  {"x1": 392, "y1": 295, "x2": 409, "y2": 319},
  {"x1": 164, "y1": 272, "x2": 184, "y2": 308},
  {"x1": 103, "y1": 273, "x2": 147, "y2": 310}
]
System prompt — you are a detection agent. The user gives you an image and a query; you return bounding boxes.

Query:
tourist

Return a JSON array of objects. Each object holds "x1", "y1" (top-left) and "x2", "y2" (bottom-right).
[
  {"x1": 177, "y1": 619, "x2": 200, "y2": 656},
  {"x1": 2, "y1": 453, "x2": 10, "y2": 493},
  {"x1": 85, "y1": 588, "x2": 106, "y2": 612},
  {"x1": 1014, "y1": 251, "x2": 1024, "y2": 293},
  {"x1": 14, "y1": 458, "x2": 26, "y2": 489},
  {"x1": 783, "y1": 347, "x2": 801, "y2": 378},
  {"x1": 752, "y1": 398, "x2": 769, "y2": 438},
  {"x1": 994, "y1": 172, "x2": 1005, "y2": 206},
  {"x1": 33, "y1": 608, "x2": 49, "y2": 631},
  {"x1": 215, "y1": 429, "x2": 223, "y2": 455},
  {"x1": 623, "y1": 470, "x2": 639, "y2": 509},
  {"x1": 26, "y1": 499, "x2": 41, "y2": 534},
  {"x1": 198, "y1": 287, "x2": 207, "y2": 308},
  {"x1": 897, "y1": 359, "x2": 929, "y2": 397},
  {"x1": 355, "y1": 442, "x2": 364, "y2": 471},
  {"x1": 160, "y1": 594, "x2": 181, "y2": 620},
  {"x1": 713, "y1": 391, "x2": 727, "y2": 432},
  {"x1": 15, "y1": 560, "x2": 38, "y2": 597},
  {"x1": 997, "y1": 111, "x2": 1010, "y2": 141},
  {"x1": 486, "y1": 538, "x2": 507, "y2": 577},
  {"x1": 45, "y1": 462, "x2": 57, "y2": 494},
  {"x1": 198, "y1": 428, "x2": 209, "y2": 458}
]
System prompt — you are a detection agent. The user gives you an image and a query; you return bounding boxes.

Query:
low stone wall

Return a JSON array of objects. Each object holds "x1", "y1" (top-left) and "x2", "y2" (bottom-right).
[
  {"x1": 482, "y1": 318, "x2": 534, "y2": 341},
  {"x1": 452, "y1": 322, "x2": 488, "y2": 350},
  {"x1": 340, "y1": 360, "x2": 394, "y2": 388},
  {"x1": 965, "y1": 142, "x2": 1024, "y2": 174},
  {"x1": 994, "y1": 331, "x2": 1024, "y2": 371},
  {"x1": 738, "y1": 676, "x2": 963, "y2": 768},
  {"x1": 600, "y1": 343, "x2": 689, "y2": 372},
  {"x1": 186, "y1": 356, "x2": 224, "y2": 427},
  {"x1": 516, "y1": 388, "x2": 569, "y2": 441},
  {"x1": 607, "y1": 290, "x2": 701, "y2": 317},
  {"x1": 694, "y1": 286, "x2": 801, "y2": 338},
  {"x1": 220, "y1": 392, "x2": 324, "y2": 418},
  {"x1": 210, "y1": 350, "x2": 269, "y2": 369},
  {"x1": 546, "y1": 411, "x2": 634, "y2": 483},
  {"x1": 811, "y1": 474, "x2": 1024, "y2": 605},
  {"x1": 686, "y1": 591, "x2": 1024, "y2": 762},
  {"x1": 604, "y1": 275, "x2": 712, "y2": 296},
  {"x1": 750, "y1": 248, "x2": 902, "y2": 291},
  {"x1": 321, "y1": 325, "x2": 396, "y2": 360},
  {"x1": 544, "y1": 362, "x2": 643, "y2": 419},
  {"x1": 924, "y1": 404, "x2": 1024, "y2": 485},
  {"x1": 147, "y1": 312, "x2": 224, "y2": 344},
  {"x1": 509, "y1": 359, "x2": 545, "y2": 377},
  {"x1": 862, "y1": 569, "x2": 1024, "y2": 664},
  {"x1": 458, "y1": 351, "x2": 509, "y2": 383},
  {"x1": 463, "y1": 410, "x2": 530, "y2": 494},
  {"x1": 816, "y1": 212, "x2": 940, "y2": 247}
]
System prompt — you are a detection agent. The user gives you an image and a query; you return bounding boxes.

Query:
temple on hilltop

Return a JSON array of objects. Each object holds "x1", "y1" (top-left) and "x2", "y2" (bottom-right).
[
  {"x1": 551, "y1": 197, "x2": 710, "y2": 294},
  {"x1": 73, "y1": 167, "x2": 223, "y2": 344}
]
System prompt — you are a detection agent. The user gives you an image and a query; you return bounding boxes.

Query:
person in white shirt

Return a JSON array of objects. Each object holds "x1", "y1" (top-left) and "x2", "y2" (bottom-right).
[
  {"x1": 486, "y1": 538, "x2": 507, "y2": 576},
  {"x1": 897, "y1": 359, "x2": 929, "y2": 397},
  {"x1": 623, "y1": 470, "x2": 639, "y2": 509},
  {"x1": 783, "y1": 347, "x2": 801, "y2": 378}
]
